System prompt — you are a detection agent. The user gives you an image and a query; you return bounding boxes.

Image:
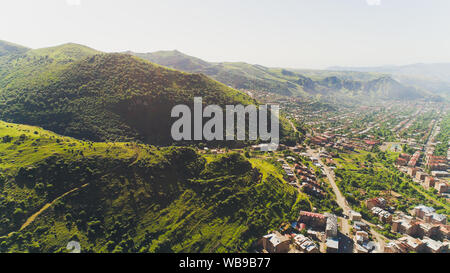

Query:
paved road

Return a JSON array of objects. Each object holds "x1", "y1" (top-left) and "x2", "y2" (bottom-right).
[
  {"x1": 360, "y1": 219, "x2": 386, "y2": 252},
  {"x1": 305, "y1": 147, "x2": 388, "y2": 252},
  {"x1": 306, "y1": 148, "x2": 351, "y2": 213},
  {"x1": 425, "y1": 118, "x2": 439, "y2": 153}
]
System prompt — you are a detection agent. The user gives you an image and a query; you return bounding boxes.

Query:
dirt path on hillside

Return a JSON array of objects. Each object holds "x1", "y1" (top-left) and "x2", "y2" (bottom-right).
[
  {"x1": 7, "y1": 183, "x2": 89, "y2": 237},
  {"x1": 20, "y1": 183, "x2": 89, "y2": 231},
  {"x1": 288, "y1": 120, "x2": 298, "y2": 133}
]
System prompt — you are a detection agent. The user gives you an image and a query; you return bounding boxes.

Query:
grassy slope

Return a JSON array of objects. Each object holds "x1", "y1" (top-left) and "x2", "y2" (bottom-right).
[
  {"x1": 0, "y1": 121, "x2": 310, "y2": 253},
  {"x1": 0, "y1": 43, "x2": 100, "y2": 89}
]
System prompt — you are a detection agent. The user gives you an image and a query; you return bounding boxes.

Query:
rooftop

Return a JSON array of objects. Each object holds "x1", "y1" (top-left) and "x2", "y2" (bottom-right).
[{"x1": 326, "y1": 238, "x2": 339, "y2": 249}]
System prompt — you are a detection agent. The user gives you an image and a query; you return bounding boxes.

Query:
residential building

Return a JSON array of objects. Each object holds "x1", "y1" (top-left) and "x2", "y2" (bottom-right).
[
  {"x1": 435, "y1": 181, "x2": 449, "y2": 194},
  {"x1": 353, "y1": 221, "x2": 369, "y2": 232},
  {"x1": 326, "y1": 238, "x2": 339, "y2": 253},
  {"x1": 398, "y1": 235, "x2": 426, "y2": 252},
  {"x1": 259, "y1": 232, "x2": 290, "y2": 253},
  {"x1": 422, "y1": 237, "x2": 448, "y2": 253},
  {"x1": 414, "y1": 205, "x2": 447, "y2": 225},
  {"x1": 371, "y1": 207, "x2": 392, "y2": 223},
  {"x1": 355, "y1": 231, "x2": 369, "y2": 245},
  {"x1": 424, "y1": 176, "x2": 436, "y2": 190},
  {"x1": 298, "y1": 211, "x2": 327, "y2": 230},
  {"x1": 407, "y1": 151, "x2": 421, "y2": 167},
  {"x1": 365, "y1": 197, "x2": 387, "y2": 210},
  {"x1": 293, "y1": 234, "x2": 319, "y2": 253},
  {"x1": 431, "y1": 171, "x2": 450, "y2": 178},
  {"x1": 325, "y1": 213, "x2": 338, "y2": 238},
  {"x1": 415, "y1": 172, "x2": 427, "y2": 181},
  {"x1": 349, "y1": 210, "x2": 362, "y2": 222},
  {"x1": 407, "y1": 167, "x2": 417, "y2": 177}
]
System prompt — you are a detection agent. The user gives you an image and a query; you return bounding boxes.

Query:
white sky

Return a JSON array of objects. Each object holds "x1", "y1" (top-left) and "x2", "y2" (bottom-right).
[{"x1": 1, "y1": 0, "x2": 449, "y2": 69}]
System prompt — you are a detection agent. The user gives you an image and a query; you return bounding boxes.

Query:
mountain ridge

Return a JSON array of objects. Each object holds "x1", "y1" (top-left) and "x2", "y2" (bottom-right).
[
  {"x1": 126, "y1": 50, "x2": 429, "y2": 102},
  {"x1": 0, "y1": 40, "x2": 30, "y2": 57}
]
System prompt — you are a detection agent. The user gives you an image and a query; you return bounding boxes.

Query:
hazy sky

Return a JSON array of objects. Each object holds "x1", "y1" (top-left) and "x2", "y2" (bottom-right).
[{"x1": 1, "y1": 0, "x2": 449, "y2": 69}]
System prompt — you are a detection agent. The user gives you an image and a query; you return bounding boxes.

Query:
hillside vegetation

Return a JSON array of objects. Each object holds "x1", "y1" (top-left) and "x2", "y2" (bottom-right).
[
  {"x1": 0, "y1": 42, "x2": 299, "y2": 146},
  {"x1": 334, "y1": 150, "x2": 449, "y2": 218},
  {"x1": 0, "y1": 120, "x2": 310, "y2": 253},
  {"x1": 434, "y1": 113, "x2": 450, "y2": 156},
  {"x1": 0, "y1": 43, "x2": 99, "y2": 89}
]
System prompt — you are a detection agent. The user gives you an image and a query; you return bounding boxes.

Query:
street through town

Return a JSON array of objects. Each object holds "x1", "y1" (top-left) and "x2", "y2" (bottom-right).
[{"x1": 306, "y1": 147, "x2": 387, "y2": 252}]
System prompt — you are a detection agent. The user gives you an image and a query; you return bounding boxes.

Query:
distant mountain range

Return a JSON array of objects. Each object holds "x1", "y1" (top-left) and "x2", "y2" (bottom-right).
[
  {"x1": 126, "y1": 50, "x2": 433, "y2": 102},
  {"x1": 1, "y1": 39, "x2": 435, "y2": 110},
  {"x1": 329, "y1": 63, "x2": 450, "y2": 98},
  {"x1": 329, "y1": 63, "x2": 450, "y2": 82}
]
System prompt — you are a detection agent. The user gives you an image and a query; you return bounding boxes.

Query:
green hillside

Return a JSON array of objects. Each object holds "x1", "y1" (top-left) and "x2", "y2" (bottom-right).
[
  {"x1": 363, "y1": 76, "x2": 423, "y2": 100},
  {"x1": 131, "y1": 50, "x2": 211, "y2": 71},
  {"x1": 0, "y1": 43, "x2": 100, "y2": 91},
  {"x1": 1, "y1": 43, "x2": 275, "y2": 144},
  {"x1": 0, "y1": 120, "x2": 309, "y2": 253}
]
